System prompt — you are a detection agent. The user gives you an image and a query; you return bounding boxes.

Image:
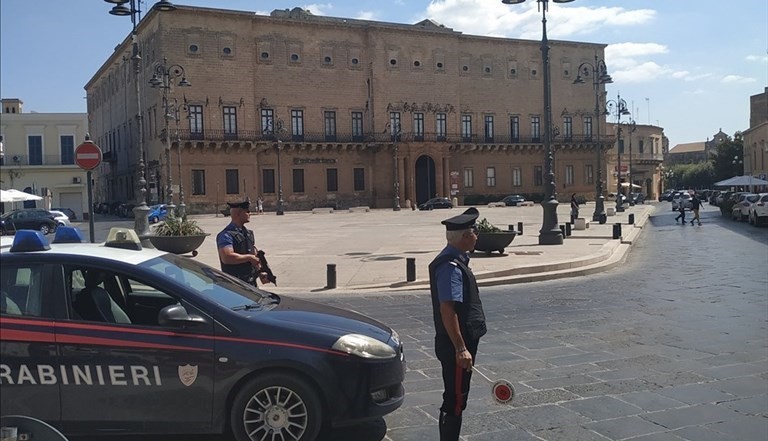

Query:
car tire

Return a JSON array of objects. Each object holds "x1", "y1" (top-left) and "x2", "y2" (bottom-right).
[
  {"x1": 230, "y1": 372, "x2": 322, "y2": 441},
  {"x1": 39, "y1": 224, "x2": 51, "y2": 235}
]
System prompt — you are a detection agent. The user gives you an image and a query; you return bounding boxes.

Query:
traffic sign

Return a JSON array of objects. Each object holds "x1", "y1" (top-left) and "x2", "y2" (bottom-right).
[{"x1": 75, "y1": 141, "x2": 102, "y2": 170}]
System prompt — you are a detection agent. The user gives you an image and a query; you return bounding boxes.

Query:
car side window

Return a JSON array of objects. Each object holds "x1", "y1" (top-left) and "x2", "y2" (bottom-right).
[
  {"x1": 66, "y1": 265, "x2": 181, "y2": 328},
  {"x1": 0, "y1": 264, "x2": 45, "y2": 317}
]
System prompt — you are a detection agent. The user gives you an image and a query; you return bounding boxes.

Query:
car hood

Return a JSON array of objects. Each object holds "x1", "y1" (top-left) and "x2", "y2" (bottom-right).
[{"x1": 256, "y1": 295, "x2": 393, "y2": 343}]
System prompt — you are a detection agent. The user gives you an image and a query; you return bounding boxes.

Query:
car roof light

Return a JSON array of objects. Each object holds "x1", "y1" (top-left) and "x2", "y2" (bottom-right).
[
  {"x1": 10, "y1": 230, "x2": 51, "y2": 252},
  {"x1": 104, "y1": 227, "x2": 142, "y2": 251},
  {"x1": 52, "y1": 226, "x2": 85, "y2": 244}
]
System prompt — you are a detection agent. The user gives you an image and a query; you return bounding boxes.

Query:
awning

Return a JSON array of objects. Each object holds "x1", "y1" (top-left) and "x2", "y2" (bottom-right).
[
  {"x1": 620, "y1": 182, "x2": 642, "y2": 189},
  {"x1": 713, "y1": 176, "x2": 768, "y2": 187},
  {"x1": 1, "y1": 189, "x2": 43, "y2": 202}
]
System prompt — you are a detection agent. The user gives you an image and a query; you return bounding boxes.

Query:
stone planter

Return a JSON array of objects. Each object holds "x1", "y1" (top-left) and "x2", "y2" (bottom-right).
[
  {"x1": 473, "y1": 230, "x2": 517, "y2": 254},
  {"x1": 148, "y1": 234, "x2": 210, "y2": 257}
]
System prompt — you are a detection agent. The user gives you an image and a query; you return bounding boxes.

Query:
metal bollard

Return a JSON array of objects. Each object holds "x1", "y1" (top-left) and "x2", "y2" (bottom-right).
[
  {"x1": 600, "y1": 213, "x2": 607, "y2": 225},
  {"x1": 628, "y1": 213, "x2": 635, "y2": 225},
  {"x1": 560, "y1": 224, "x2": 566, "y2": 238},
  {"x1": 612, "y1": 223, "x2": 622, "y2": 239},
  {"x1": 326, "y1": 264, "x2": 337, "y2": 289},
  {"x1": 565, "y1": 222, "x2": 572, "y2": 236},
  {"x1": 406, "y1": 257, "x2": 416, "y2": 282},
  {"x1": 508, "y1": 224, "x2": 516, "y2": 232},
  {"x1": 517, "y1": 222, "x2": 523, "y2": 235}
]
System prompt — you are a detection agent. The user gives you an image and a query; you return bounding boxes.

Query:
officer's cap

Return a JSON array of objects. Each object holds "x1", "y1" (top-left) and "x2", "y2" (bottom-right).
[
  {"x1": 227, "y1": 199, "x2": 250, "y2": 210},
  {"x1": 441, "y1": 207, "x2": 479, "y2": 231}
]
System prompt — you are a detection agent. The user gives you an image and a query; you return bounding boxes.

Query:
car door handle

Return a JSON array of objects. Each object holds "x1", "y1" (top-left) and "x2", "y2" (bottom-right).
[{"x1": 71, "y1": 347, "x2": 100, "y2": 354}]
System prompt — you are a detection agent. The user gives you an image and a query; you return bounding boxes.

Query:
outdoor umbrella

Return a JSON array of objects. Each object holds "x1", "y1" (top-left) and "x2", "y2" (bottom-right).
[
  {"x1": 3, "y1": 189, "x2": 42, "y2": 201},
  {"x1": 713, "y1": 176, "x2": 768, "y2": 187}
]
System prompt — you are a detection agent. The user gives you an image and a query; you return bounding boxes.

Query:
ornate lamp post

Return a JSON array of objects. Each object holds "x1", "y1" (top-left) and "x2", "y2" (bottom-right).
[
  {"x1": 104, "y1": 0, "x2": 176, "y2": 238},
  {"x1": 275, "y1": 118, "x2": 287, "y2": 215},
  {"x1": 388, "y1": 121, "x2": 403, "y2": 211},
  {"x1": 625, "y1": 118, "x2": 636, "y2": 204},
  {"x1": 733, "y1": 155, "x2": 743, "y2": 176},
  {"x1": 172, "y1": 99, "x2": 188, "y2": 217},
  {"x1": 149, "y1": 57, "x2": 190, "y2": 216},
  {"x1": 574, "y1": 55, "x2": 613, "y2": 222},
  {"x1": 606, "y1": 93, "x2": 631, "y2": 212},
  {"x1": 503, "y1": 0, "x2": 573, "y2": 245}
]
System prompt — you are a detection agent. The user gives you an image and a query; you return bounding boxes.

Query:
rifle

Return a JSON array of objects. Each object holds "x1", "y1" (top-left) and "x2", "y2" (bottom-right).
[{"x1": 256, "y1": 250, "x2": 277, "y2": 285}]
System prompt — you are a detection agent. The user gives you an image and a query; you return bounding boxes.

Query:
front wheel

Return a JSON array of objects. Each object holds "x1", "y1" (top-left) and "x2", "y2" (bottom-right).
[
  {"x1": 230, "y1": 373, "x2": 322, "y2": 441},
  {"x1": 39, "y1": 224, "x2": 51, "y2": 235}
]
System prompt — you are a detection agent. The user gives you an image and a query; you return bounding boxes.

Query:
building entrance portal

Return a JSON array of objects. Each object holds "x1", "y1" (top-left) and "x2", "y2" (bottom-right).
[{"x1": 415, "y1": 155, "x2": 436, "y2": 205}]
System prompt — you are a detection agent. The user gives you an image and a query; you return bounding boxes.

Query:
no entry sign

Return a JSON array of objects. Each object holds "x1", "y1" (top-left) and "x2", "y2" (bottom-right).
[{"x1": 75, "y1": 141, "x2": 103, "y2": 170}]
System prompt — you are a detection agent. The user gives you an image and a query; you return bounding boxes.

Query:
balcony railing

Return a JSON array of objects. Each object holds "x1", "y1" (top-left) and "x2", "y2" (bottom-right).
[
  {"x1": 171, "y1": 129, "x2": 614, "y2": 145},
  {"x1": 0, "y1": 154, "x2": 77, "y2": 166}
]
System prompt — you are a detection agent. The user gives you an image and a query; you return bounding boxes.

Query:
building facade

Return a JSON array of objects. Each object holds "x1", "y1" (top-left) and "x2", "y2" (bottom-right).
[
  {"x1": 86, "y1": 6, "x2": 627, "y2": 213},
  {"x1": 743, "y1": 87, "x2": 767, "y2": 186},
  {"x1": 605, "y1": 122, "x2": 665, "y2": 199},
  {"x1": 0, "y1": 99, "x2": 89, "y2": 217}
]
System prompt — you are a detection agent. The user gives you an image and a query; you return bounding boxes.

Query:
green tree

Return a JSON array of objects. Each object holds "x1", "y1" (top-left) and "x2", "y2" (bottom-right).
[{"x1": 709, "y1": 132, "x2": 744, "y2": 182}]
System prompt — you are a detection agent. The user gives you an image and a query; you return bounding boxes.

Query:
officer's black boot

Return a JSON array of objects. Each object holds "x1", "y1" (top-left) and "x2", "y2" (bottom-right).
[{"x1": 439, "y1": 411, "x2": 462, "y2": 441}]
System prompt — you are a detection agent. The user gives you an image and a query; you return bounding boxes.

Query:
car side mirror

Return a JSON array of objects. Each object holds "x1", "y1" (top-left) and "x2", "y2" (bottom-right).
[{"x1": 158, "y1": 304, "x2": 208, "y2": 327}]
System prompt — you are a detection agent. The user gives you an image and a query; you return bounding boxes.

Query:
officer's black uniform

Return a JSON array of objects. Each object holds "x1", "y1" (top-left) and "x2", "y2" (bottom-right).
[
  {"x1": 429, "y1": 207, "x2": 487, "y2": 441},
  {"x1": 216, "y1": 200, "x2": 257, "y2": 284}
]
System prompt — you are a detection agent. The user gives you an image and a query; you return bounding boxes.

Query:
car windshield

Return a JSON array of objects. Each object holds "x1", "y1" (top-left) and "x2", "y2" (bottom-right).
[{"x1": 140, "y1": 254, "x2": 276, "y2": 309}]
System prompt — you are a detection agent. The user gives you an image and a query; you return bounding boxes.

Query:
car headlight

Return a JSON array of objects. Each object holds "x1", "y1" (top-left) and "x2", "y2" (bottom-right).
[{"x1": 332, "y1": 333, "x2": 397, "y2": 359}]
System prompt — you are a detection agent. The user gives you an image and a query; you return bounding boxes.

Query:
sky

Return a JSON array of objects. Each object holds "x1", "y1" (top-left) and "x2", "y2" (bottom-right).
[{"x1": 1, "y1": 0, "x2": 767, "y2": 146}]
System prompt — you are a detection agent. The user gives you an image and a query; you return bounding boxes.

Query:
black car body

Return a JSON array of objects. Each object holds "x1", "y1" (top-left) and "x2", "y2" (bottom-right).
[
  {"x1": 0, "y1": 228, "x2": 405, "y2": 440},
  {"x1": 418, "y1": 197, "x2": 453, "y2": 210},
  {"x1": 0, "y1": 209, "x2": 57, "y2": 235},
  {"x1": 629, "y1": 193, "x2": 645, "y2": 204},
  {"x1": 499, "y1": 194, "x2": 527, "y2": 206}
]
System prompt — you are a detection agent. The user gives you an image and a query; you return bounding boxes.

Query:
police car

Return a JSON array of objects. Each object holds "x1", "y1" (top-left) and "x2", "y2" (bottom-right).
[{"x1": 0, "y1": 227, "x2": 405, "y2": 440}]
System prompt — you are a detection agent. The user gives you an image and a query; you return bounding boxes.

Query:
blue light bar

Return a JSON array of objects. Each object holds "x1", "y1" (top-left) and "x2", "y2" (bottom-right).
[
  {"x1": 10, "y1": 230, "x2": 51, "y2": 252},
  {"x1": 52, "y1": 226, "x2": 85, "y2": 244}
]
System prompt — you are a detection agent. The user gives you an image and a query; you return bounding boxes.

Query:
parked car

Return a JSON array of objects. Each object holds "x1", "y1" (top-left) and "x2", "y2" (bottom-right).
[
  {"x1": 49, "y1": 210, "x2": 72, "y2": 227},
  {"x1": 709, "y1": 190, "x2": 723, "y2": 205},
  {"x1": 418, "y1": 197, "x2": 453, "y2": 210},
  {"x1": 52, "y1": 207, "x2": 77, "y2": 221},
  {"x1": 148, "y1": 204, "x2": 169, "y2": 223},
  {"x1": 672, "y1": 192, "x2": 692, "y2": 211},
  {"x1": 659, "y1": 189, "x2": 675, "y2": 202},
  {"x1": 629, "y1": 193, "x2": 645, "y2": 204},
  {"x1": 749, "y1": 193, "x2": 768, "y2": 226},
  {"x1": 0, "y1": 208, "x2": 58, "y2": 235},
  {"x1": 732, "y1": 193, "x2": 759, "y2": 221},
  {"x1": 498, "y1": 194, "x2": 527, "y2": 206},
  {"x1": 716, "y1": 191, "x2": 733, "y2": 206}
]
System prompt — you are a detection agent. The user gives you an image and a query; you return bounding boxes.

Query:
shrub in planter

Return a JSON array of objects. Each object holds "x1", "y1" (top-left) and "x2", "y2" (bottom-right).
[
  {"x1": 719, "y1": 199, "x2": 736, "y2": 217},
  {"x1": 474, "y1": 218, "x2": 516, "y2": 254},
  {"x1": 150, "y1": 214, "x2": 209, "y2": 256}
]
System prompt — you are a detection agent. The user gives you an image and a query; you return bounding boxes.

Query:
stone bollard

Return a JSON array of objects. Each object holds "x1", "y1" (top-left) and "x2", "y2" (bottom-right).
[
  {"x1": 612, "y1": 223, "x2": 622, "y2": 240},
  {"x1": 406, "y1": 257, "x2": 416, "y2": 282},
  {"x1": 565, "y1": 222, "x2": 572, "y2": 237},
  {"x1": 517, "y1": 222, "x2": 524, "y2": 235},
  {"x1": 326, "y1": 264, "x2": 337, "y2": 289},
  {"x1": 628, "y1": 213, "x2": 635, "y2": 225}
]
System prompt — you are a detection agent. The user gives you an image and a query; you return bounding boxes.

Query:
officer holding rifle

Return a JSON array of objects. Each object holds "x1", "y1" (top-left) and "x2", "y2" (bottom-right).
[{"x1": 216, "y1": 199, "x2": 274, "y2": 286}]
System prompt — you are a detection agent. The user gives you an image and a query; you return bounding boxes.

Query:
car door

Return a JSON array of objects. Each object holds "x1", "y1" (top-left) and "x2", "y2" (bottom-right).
[
  {"x1": 57, "y1": 265, "x2": 215, "y2": 434},
  {"x1": 0, "y1": 262, "x2": 62, "y2": 424}
]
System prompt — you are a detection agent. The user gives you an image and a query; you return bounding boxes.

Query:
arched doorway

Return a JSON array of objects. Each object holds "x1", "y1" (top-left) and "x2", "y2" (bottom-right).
[
  {"x1": 645, "y1": 178, "x2": 652, "y2": 198},
  {"x1": 415, "y1": 155, "x2": 437, "y2": 204}
]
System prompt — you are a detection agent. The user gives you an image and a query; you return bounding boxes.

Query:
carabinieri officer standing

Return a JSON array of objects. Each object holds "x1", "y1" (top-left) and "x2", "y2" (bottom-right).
[
  {"x1": 428, "y1": 207, "x2": 487, "y2": 441},
  {"x1": 216, "y1": 199, "x2": 267, "y2": 286}
]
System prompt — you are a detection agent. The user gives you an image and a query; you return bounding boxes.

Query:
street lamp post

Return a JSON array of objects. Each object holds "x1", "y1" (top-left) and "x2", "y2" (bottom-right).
[
  {"x1": 390, "y1": 121, "x2": 402, "y2": 211},
  {"x1": 574, "y1": 55, "x2": 613, "y2": 222},
  {"x1": 275, "y1": 118, "x2": 287, "y2": 215},
  {"x1": 733, "y1": 155, "x2": 743, "y2": 176},
  {"x1": 105, "y1": 0, "x2": 176, "y2": 238},
  {"x1": 173, "y1": 100, "x2": 188, "y2": 217},
  {"x1": 622, "y1": 118, "x2": 636, "y2": 205},
  {"x1": 149, "y1": 57, "x2": 190, "y2": 216},
  {"x1": 503, "y1": 0, "x2": 572, "y2": 245},
  {"x1": 606, "y1": 93, "x2": 631, "y2": 212}
]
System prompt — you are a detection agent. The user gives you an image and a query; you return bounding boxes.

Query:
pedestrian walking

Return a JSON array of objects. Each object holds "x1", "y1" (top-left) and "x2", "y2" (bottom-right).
[
  {"x1": 429, "y1": 207, "x2": 487, "y2": 441},
  {"x1": 256, "y1": 196, "x2": 264, "y2": 215},
  {"x1": 216, "y1": 199, "x2": 269, "y2": 286},
  {"x1": 570, "y1": 193, "x2": 580, "y2": 223},
  {"x1": 674, "y1": 200, "x2": 687, "y2": 224},
  {"x1": 690, "y1": 194, "x2": 703, "y2": 225}
]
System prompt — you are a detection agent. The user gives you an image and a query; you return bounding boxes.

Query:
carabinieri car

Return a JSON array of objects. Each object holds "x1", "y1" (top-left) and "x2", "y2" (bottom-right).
[{"x1": 0, "y1": 227, "x2": 405, "y2": 441}]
